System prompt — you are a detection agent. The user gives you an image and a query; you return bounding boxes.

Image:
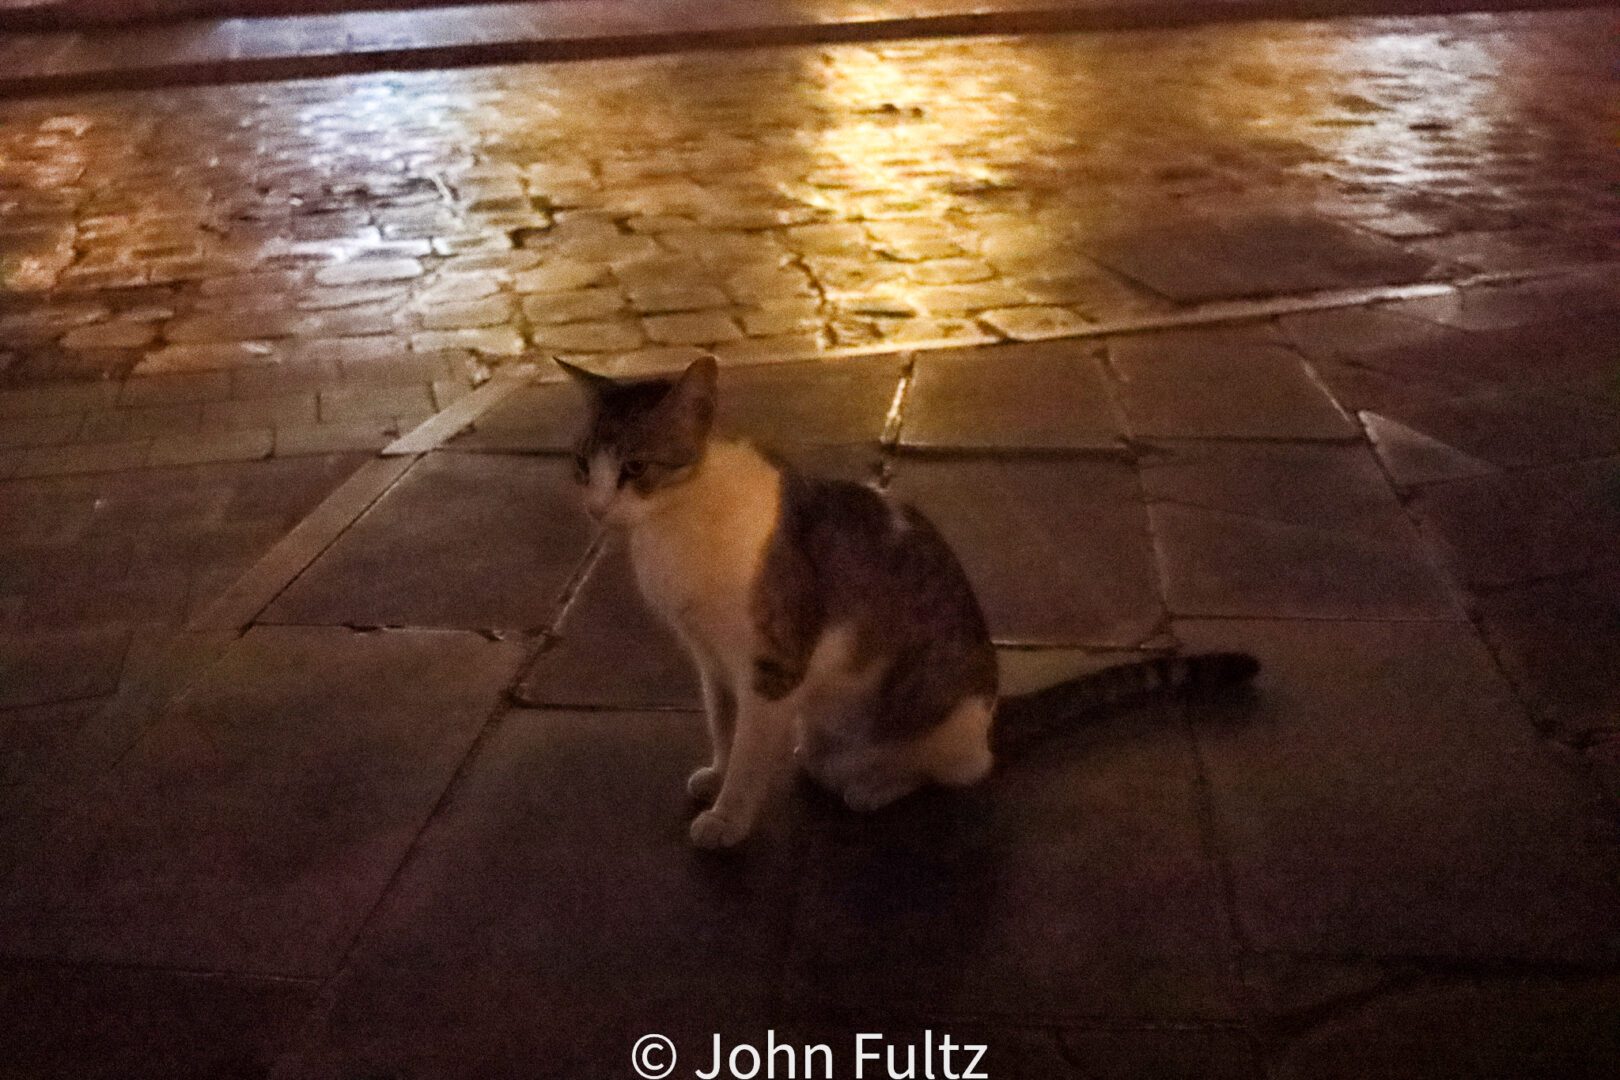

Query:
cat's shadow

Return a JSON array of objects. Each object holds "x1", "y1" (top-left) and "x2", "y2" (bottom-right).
[{"x1": 737, "y1": 688, "x2": 1262, "y2": 1007}]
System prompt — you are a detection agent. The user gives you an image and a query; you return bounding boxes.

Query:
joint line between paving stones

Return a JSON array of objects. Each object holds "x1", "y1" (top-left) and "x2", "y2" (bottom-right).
[
  {"x1": 186, "y1": 454, "x2": 419, "y2": 633},
  {"x1": 1246, "y1": 947, "x2": 1620, "y2": 978},
  {"x1": 1349, "y1": 410, "x2": 1485, "y2": 612},
  {"x1": 30, "y1": 378, "x2": 516, "y2": 841},
  {"x1": 879, "y1": 352, "x2": 917, "y2": 450},
  {"x1": 544, "y1": 528, "x2": 610, "y2": 639},
  {"x1": 1234, "y1": 958, "x2": 1620, "y2": 1043},
  {"x1": 187, "y1": 368, "x2": 530, "y2": 633},
  {"x1": 23, "y1": 627, "x2": 244, "y2": 831},
  {"x1": 1178, "y1": 709, "x2": 1263, "y2": 1037},
  {"x1": 1159, "y1": 611, "x2": 1477, "y2": 624},
  {"x1": 0, "y1": 953, "x2": 322, "y2": 987},
  {"x1": 381, "y1": 362, "x2": 539, "y2": 456},
  {"x1": 799, "y1": 261, "x2": 1616, "y2": 369},
  {"x1": 1292, "y1": 340, "x2": 1362, "y2": 433},
  {"x1": 1340, "y1": 405, "x2": 1602, "y2": 761},
  {"x1": 289, "y1": 631, "x2": 555, "y2": 1068},
  {"x1": 1111, "y1": 376, "x2": 1178, "y2": 646},
  {"x1": 1404, "y1": 447, "x2": 1619, "y2": 487}
]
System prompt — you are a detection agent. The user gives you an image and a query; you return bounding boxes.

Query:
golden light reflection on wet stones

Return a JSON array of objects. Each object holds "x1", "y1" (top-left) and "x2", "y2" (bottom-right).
[{"x1": 1, "y1": 11, "x2": 1616, "y2": 383}]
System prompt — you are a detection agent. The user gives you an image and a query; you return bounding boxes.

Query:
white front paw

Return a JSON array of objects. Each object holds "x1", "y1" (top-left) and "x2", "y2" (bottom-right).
[
  {"x1": 687, "y1": 765, "x2": 723, "y2": 803},
  {"x1": 689, "y1": 808, "x2": 749, "y2": 849}
]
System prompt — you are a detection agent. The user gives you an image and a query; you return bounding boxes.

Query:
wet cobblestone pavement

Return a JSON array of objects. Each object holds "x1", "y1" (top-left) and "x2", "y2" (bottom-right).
[
  {"x1": 3, "y1": 8, "x2": 1618, "y2": 392},
  {"x1": 3, "y1": 8, "x2": 1620, "y2": 1079}
]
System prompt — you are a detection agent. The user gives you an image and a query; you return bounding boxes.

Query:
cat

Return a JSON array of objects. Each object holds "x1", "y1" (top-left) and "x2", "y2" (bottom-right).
[{"x1": 559, "y1": 355, "x2": 1258, "y2": 849}]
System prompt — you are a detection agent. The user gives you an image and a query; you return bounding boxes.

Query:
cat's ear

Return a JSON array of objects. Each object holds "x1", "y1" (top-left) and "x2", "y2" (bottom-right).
[
  {"x1": 555, "y1": 357, "x2": 614, "y2": 400},
  {"x1": 674, "y1": 354, "x2": 718, "y2": 404},
  {"x1": 654, "y1": 355, "x2": 718, "y2": 442}
]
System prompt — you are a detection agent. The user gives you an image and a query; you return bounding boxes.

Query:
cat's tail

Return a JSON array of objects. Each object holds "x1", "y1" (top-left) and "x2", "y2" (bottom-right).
[{"x1": 991, "y1": 651, "x2": 1259, "y2": 758}]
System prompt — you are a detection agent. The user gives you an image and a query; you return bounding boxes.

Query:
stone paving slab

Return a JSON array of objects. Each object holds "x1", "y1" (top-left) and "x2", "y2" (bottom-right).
[
  {"x1": 1385, "y1": 267, "x2": 1620, "y2": 338},
  {"x1": 1430, "y1": 306, "x2": 1620, "y2": 413},
  {"x1": 1410, "y1": 456, "x2": 1620, "y2": 591},
  {"x1": 283, "y1": 701, "x2": 1246, "y2": 1074},
  {"x1": 0, "y1": 961, "x2": 318, "y2": 1080},
  {"x1": 0, "y1": 624, "x2": 525, "y2": 977},
  {"x1": 515, "y1": 542, "x2": 697, "y2": 710},
  {"x1": 1084, "y1": 210, "x2": 1437, "y2": 303},
  {"x1": 1237, "y1": 951, "x2": 1392, "y2": 1021},
  {"x1": 888, "y1": 457, "x2": 1164, "y2": 646},
  {"x1": 714, "y1": 357, "x2": 904, "y2": 446},
  {"x1": 1360, "y1": 410, "x2": 1498, "y2": 488},
  {"x1": 279, "y1": 707, "x2": 798, "y2": 1080},
  {"x1": 454, "y1": 356, "x2": 904, "y2": 453},
  {"x1": 1268, "y1": 977, "x2": 1620, "y2": 1080},
  {"x1": 1060, "y1": 1028, "x2": 1261, "y2": 1080},
  {"x1": 1283, "y1": 300, "x2": 1620, "y2": 469},
  {"x1": 0, "y1": 627, "x2": 245, "y2": 889},
  {"x1": 0, "y1": 625, "x2": 129, "y2": 709},
  {"x1": 0, "y1": 699, "x2": 96, "y2": 788},
  {"x1": 449, "y1": 379, "x2": 582, "y2": 453},
  {"x1": 1475, "y1": 564, "x2": 1620, "y2": 743},
  {"x1": 1141, "y1": 441, "x2": 1460, "y2": 620},
  {"x1": 189, "y1": 454, "x2": 413, "y2": 631},
  {"x1": 1109, "y1": 326, "x2": 1358, "y2": 441},
  {"x1": 900, "y1": 340, "x2": 1123, "y2": 451},
  {"x1": 263, "y1": 453, "x2": 594, "y2": 631},
  {"x1": 0, "y1": 455, "x2": 365, "y2": 719},
  {"x1": 380, "y1": 360, "x2": 535, "y2": 455},
  {"x1": 1362, "y1": 384, "x2": 1620, "y2": 472},
  {"x1": 1177, "y1": 618, "x2": 1620, "y2": 964}
]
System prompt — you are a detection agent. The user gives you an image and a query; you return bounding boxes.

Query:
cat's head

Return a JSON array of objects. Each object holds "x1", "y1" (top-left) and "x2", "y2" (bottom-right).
[{"x1": 557, "y1": 355, "x2": 718, "y2": 526}]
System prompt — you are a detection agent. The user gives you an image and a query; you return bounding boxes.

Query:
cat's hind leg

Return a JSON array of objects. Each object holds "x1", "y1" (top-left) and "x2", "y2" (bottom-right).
[
  {"x1": 799, "y1": 739, "x2": 923, "y2": 812},
  {"x1": 840, "y1": 759, "x2": 924, "y2": 812},
  {"x1": 918, "y1": 696, "x2": 995, "y2": 788},
  {"x1": 822, "y1": 696, "x2": 993, "y2": 811}
]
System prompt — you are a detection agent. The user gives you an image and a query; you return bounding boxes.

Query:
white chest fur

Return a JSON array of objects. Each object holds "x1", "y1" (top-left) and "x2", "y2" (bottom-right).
[{"x1": 627, "y1": 441, "x2": 783, "y2": 666}]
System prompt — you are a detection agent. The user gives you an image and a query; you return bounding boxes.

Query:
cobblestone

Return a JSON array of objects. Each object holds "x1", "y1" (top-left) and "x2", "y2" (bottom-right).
[
  {"x1": 148, "y1": 427, "x2": 273, "y2": 468},
  {"x1": 58, "y1": 320, "x2": 157, "y2": 350},
  {"x1": 0, "y1": 9, "x2": 1612, "y2": 395},
  {"x1": 415, "y1": 295, "x2": 514, "y2": 331},
  {"x1": 528, "y1": 319, "x2": 643, "y2": 353},
  {"x1": 641, "y1": 310, "x2": 743, "y2": 346},
  {"x1": 137, "y1": 341, "x2": 277, "y2": 376},
  {"x1": 408, "y1": 326, "x2": 525, "y2": 356}
]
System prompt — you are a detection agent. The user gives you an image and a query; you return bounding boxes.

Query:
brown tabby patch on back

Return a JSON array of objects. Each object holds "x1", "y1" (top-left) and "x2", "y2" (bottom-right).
[{"x1": 751, "y1": 465, "x2": 998, "y2": 741}]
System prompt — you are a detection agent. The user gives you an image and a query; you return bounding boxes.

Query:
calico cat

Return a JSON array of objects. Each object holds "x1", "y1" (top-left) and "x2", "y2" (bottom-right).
[{"x1": 560, "y1": 355, "x2": 1257, "y2": 849}]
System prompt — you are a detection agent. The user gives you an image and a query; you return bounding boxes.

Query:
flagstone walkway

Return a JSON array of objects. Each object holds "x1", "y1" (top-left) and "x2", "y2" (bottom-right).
[{"x1": 2, "y1": 7, "x2": 1618, "y2": 1078}]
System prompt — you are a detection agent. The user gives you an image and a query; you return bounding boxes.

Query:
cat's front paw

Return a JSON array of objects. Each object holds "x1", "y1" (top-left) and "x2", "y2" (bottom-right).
[
  {"x1": 689, "y1": 808, "x2": 749, "y2": 850},
  {"x1": 686, "y1": 765, "x2": 723, "y2": 803}
]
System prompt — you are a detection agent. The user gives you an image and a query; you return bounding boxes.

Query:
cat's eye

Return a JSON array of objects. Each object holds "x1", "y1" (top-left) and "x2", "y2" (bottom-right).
[{"x1": 619, "y1": 460, "x2": 648, "y2": 484}]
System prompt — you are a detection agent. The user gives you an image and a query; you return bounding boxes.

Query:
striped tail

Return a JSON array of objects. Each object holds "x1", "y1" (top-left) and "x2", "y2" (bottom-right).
[{"x1": 991, "y1": 651, "x2": 1259, "y2": 757}]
